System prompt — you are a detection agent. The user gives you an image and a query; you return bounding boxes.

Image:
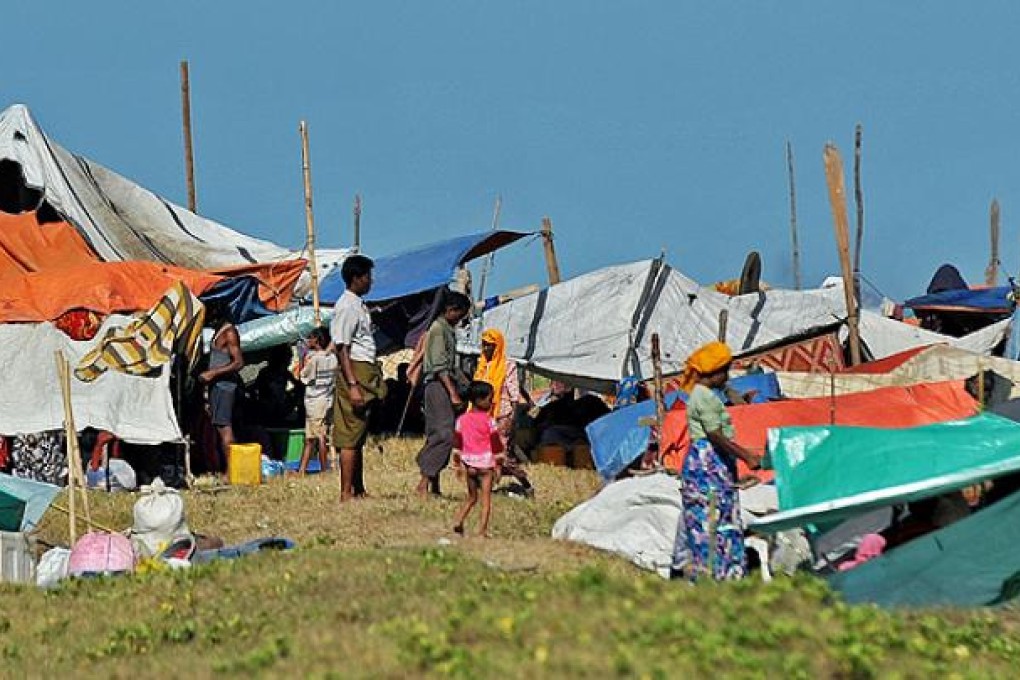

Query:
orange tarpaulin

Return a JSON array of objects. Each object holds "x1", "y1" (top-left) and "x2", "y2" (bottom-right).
[
  {"x1": 0, "y1": 260, "x2": 223, "y2": 322},
  {"x1": 0, "y1": 211, "x2": 306, "y2": 319},
  {"x1": 212, "y1": 259, "x2": 306, "y2": 312},
  {"x1": 661, "y1": 381, "x2": 979, "y2": 481},
  {"x1": 0, "y1": 211, "x2": 97, "y2": 272}
]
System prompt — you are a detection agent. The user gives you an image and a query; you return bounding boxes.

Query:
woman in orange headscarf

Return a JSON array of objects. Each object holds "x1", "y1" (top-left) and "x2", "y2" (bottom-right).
[
  {"x1": 675, "y1": 341, "x2": 760, "y2": 581},
  {"x1": 475, "y1": 328, "x2": 532, "y2": 494}
]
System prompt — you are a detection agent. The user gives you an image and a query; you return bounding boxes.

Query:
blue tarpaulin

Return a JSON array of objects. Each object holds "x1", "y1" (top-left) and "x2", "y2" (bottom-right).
[
  {"x1": 905, "y1": 286, "x2": 1013, "y2": 313},
  {"x1": 319, "y1": 230, "x2": 530, "y2": 304},
  {"x1": 587, "y1": 373, "x2": 781, "y2": 480},
  {"x1": 200, "y1": 277, "x2": 274, "y2": 325}
]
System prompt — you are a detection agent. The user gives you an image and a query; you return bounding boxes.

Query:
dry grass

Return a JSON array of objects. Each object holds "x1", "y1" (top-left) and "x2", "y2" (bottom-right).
[{"x1": 1, "y1": 436, "x2": 1020, "y2": 678}]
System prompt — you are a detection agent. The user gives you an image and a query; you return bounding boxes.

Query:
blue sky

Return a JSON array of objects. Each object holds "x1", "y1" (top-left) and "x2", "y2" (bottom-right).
[{"x1": 6, "y1": 2, "x2": 1019, "y2": 300}]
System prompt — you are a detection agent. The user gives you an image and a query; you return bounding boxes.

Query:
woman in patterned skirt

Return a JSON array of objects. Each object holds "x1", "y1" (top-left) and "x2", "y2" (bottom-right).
[{"x1": 677, "y1": 341, "x2": 760, "y2": 580}]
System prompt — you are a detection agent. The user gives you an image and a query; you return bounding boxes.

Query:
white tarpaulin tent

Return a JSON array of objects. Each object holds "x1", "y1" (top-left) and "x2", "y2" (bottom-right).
[
  {"x1": 0, "y1": 104, "x2": 344, "y2": 293},
  {"x1": 481, "y1": 259, "x2": 1012, "y2": 390},
  {"x1": 777, "y1": 344, "x2": 1020, "y2": 399},
  {"x1": 482, "y1": 259, "x2": 848, "y2": 390},
  {"x1": 0, "y1": 317, "x2": 180, "y2": 444}
]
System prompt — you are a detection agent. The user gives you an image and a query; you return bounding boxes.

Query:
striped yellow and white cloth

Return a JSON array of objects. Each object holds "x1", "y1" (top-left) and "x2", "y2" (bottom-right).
[{"x1": 75, "y1": 282, "x2": 206, "y2": 382}]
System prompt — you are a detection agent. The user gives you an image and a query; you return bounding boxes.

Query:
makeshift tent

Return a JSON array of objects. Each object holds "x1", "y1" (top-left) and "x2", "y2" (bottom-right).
[
  {"x1": 749, "y1": 413, "x2": 1020, "y2": 533},
  {"x1": 238, "y1": 230, "x2": 530, "y2": 352},
  {"x1": 0, "y1": 105, "x2": 336, "y2": 297},
  {"x1": 0, "y1": 317, "x2": 181, "y2": 444},
  {"x1": 829, "y1": 488, "x2": 1020, "y2": 608},
  {"x1": 0, "y1": 211, "x2": 306, "y2": 322},
  {"x1": 0, "y1": 260, "x2": 220, "y2": 323},
  {"x1": 777, "y1": 345, "x2": 1020, "y2": 399},
  {"x1": 906, "y1": 286, "x2": 1013, "y2": 314},
  {"x1": 587, "y1": 373, "x2": 780, "y2": 481},
  {"x1": 0, "y1": 473, "x2": 60, "y2": 531},
  {"x1": 482, "y1": 258, "x2": 848, "y2": 391},
  {"x1": 658, "y1": 381, "x2": 978, "y2": 484},
  {"x1": 319, "y1": 230, "x2": 529, "y2": 304}
]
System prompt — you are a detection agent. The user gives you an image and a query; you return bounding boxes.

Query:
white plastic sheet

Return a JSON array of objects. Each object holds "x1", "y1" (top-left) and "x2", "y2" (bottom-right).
[{"x1": 0, "y1": 317, "x2": 181, "y2": 444}]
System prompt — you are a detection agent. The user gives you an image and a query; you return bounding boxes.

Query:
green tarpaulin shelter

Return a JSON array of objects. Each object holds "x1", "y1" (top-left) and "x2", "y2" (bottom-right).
[
  {"x1": 0, "y1": 474, "x2": 60, "y2": 531},
  {"x1": 749, "y1": 414, "x2": 1020, "y2": 533},
  {"x1": 829, "y1": 488, "x2": 1020, "y2": 607}
]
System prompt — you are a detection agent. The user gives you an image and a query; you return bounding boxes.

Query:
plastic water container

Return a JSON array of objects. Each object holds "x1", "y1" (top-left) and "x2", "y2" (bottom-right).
[
  {"x1": 0, "y1": 531, "x2": 36, "y2": 584},
  {"x1": 228, "y1": 443, "x2": 263, "y2": 486}
]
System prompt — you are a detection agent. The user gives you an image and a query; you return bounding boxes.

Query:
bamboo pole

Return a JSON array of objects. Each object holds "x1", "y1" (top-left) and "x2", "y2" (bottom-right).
[
  {"x1": 180, "y1": 60, "x2": 197, "y2": 213},
  {"x1": 55, "y1": 351, "x2": 92, "y2": 542},
  {"x1": 299, "y1": 121, "x2": 322, "y2": 326},
  {"x1": 853, "y1": 124, "x2": 865, "y2": 298},
  {"x1": 475, "y1": 195, "x2": 502, "y2": 310},
  {"x1": 651, "y1": 333, "x2": 665, "y2": 467},
  {"x1": 353, "y1": 194, "x2": 362, "y2": 252},
  {"x1": 786, "y1": 141, "x2": 802, "y2": 291},
  {"x1": 987, "y1": 198, "x2": 1001, "y2": 286},
  {"x1": 540, "y1": 217, "x2": 562, "y2": 286},
  {"x1": 823, "y1": 143, "x2": 863, "y2": 366},
  {"x1": 718, "y1": 310, "x2": 729, "y2": 343}
]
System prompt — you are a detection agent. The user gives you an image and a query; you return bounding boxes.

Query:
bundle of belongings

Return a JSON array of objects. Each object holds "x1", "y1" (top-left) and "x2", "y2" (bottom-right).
[{"x1": 35, "y1": 478, "x2": 294, "y2": 587}]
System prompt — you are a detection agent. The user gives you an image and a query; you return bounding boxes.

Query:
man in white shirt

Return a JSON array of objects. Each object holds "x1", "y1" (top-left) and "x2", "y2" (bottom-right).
[{"x1": 330, "y1": 254, "x2": 387, "y2": 501}]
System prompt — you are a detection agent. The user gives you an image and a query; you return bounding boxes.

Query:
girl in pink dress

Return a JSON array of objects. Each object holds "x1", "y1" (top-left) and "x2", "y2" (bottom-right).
[{"x1": 452, "y1": 381, "x2": 505, "y2": 537}]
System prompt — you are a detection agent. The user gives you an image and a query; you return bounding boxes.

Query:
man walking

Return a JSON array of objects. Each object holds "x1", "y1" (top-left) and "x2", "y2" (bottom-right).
[
  {"x1": 331, "y1": 254, "x2": 386, "y2": 501},
  {"x1": 416, "y1": 291, "x2": 472, "y2": 496}
]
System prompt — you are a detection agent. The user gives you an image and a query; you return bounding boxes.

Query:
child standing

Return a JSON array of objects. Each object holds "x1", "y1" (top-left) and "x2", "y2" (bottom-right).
[
  {"x1": 452, "y1": 381, "x2": 505, "y2": 537},
  {"x1": 297, "y1": 327, "x2": 338, "y2": 474}
]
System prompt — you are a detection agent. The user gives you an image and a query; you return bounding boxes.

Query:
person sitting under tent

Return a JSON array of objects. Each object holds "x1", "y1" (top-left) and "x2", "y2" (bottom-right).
[
  {"x1": 673, "y1": 341, "x2": 761, "y2": 581},
  {"x1": 199, "y1": 302, "x2": 244, "y2": 470},
  {"x1": 252, "y1": 345, "x2": 303, "y2": 428}
]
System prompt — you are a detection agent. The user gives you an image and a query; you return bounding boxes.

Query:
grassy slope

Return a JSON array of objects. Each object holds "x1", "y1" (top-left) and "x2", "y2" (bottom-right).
[{"x1": 1, "y1": 437, "x2": 1019, "y2": 678}]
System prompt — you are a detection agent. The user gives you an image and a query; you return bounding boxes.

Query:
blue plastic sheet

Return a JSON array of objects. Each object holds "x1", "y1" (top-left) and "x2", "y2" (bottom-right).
[
  {"x1": 905, "y1": 286, "x2": 1013, "y2": 313},
  {"x1": 318, "y1": 230, "x2": 529, "y2": 304}
]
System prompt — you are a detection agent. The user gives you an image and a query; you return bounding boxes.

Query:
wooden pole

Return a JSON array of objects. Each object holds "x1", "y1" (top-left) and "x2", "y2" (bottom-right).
[
  {"x1": 299, "y1": 121, "x2": 322, "y2": 326},
  {"x1": 987, "y1": 198, "x2": 1001, "y2": 286},
  {"x1": 180, "y1": 60, "x2": 197, "y2": 213},
  {"x1": 540, "y1": 217, "x2": 562, "y2": 286},
  {"x1": 718, "y1": 310, "x2": 729, "y2": 343},
  {"x1": 475, "y1": 195, "x2": 502, "y2": 310},
  {"x1": 786, "y1": 141, "x2": 802, "y2": 291},
  {"x1": 353, "y1": 194, "x2": 362, "y2": 252},
  {"x1": 55, "y1": 351, "x2": 92, "y2": 542},
  {"x1": 853, "y1": 124, "x2": 865, "y2": 298},
  {"x1": 651, "y1": 333, "x2": 665, "y2": 467},
  {"x1": 823, "y1": 143, "x2": 863, "y2": 366}
]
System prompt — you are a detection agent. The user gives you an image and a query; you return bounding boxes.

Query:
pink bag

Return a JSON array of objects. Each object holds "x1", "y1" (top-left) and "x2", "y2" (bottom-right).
[{"x1": 67, "y1": 532, "x2": 135, "y2": 576}]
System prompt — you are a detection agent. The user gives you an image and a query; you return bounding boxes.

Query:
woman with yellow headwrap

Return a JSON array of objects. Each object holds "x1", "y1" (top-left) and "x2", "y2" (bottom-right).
[
  {"x1": 674, "y1": 341, "x2": 760, "y2": 581},
  {"x1": 475, "y1": 329, "x2": 533, "y2": 494}
]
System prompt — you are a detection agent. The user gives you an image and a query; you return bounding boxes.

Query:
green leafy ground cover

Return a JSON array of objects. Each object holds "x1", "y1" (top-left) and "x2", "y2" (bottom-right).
[{"x1": 1, "y1": 437, "x2": 1019, "y2": 678}]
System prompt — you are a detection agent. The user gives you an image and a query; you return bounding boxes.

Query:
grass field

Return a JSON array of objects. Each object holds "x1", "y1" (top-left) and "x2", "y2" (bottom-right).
[{"x1": 2, "y1": 437, "x2": 1020, "y2": 678}]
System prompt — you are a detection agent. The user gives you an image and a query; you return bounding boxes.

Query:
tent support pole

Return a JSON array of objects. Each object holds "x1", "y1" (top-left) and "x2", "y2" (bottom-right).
[
  {"x1": 540, "y1": 217, "x2": 562, "y2": 286},
  {"x1": 853, "y1": 124, "x2": 865, "y2": 300},
  {"x1": 651, "y1": 333, "x2": 665, "y2": 467},
  {"x1": 180, "y1": 60, "x2": 197, "y2": 213},
  {"x1": 475, "y1": 195, "x2": 502, "y2": 311},
  {"x1": 299, "y1": 120, "x2": 322, "y2": 326},
  {"x1": 786, "y1": 140, "x2": 802, "y2": 291},
  {"x1": 987, "y1": 199, "x2": 1001, "y2": 286},
  {"x1": 55, "y1": 351, "x2": 92, "y2": 542},
  {"x1": 353, "y1": 193, "x2": 362, "y2": 252},
  {"x1": 823, "y1": 143, "x2": 863, "y2": 366}
]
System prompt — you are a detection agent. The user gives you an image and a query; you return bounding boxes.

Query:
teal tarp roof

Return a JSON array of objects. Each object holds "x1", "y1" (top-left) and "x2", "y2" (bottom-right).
[
  {"x1": 829, "y1": 489, "x2": 1020, "y2": 607},
  {"x1": 749, "y1": 413, "x2": 1020, "y2": 533}
]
